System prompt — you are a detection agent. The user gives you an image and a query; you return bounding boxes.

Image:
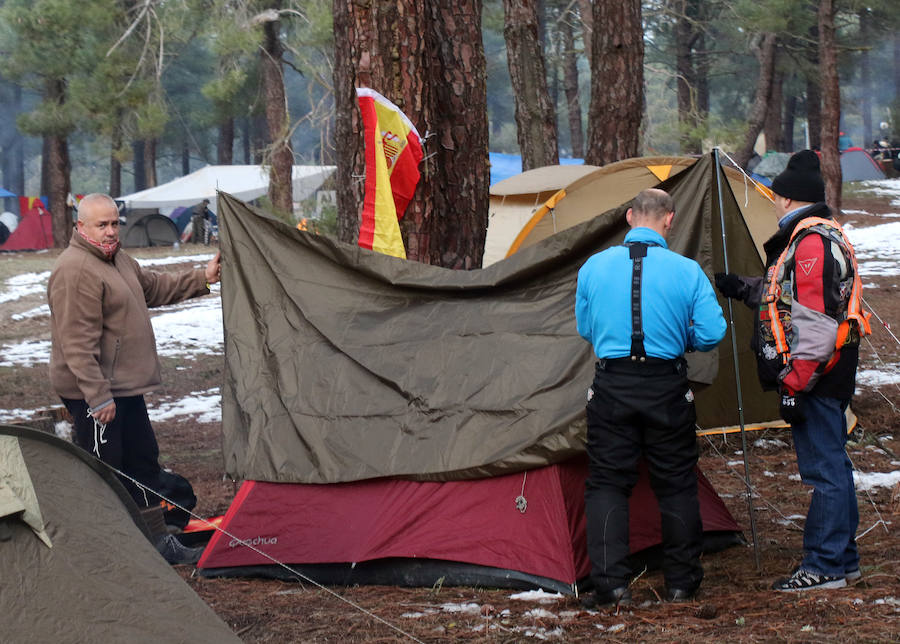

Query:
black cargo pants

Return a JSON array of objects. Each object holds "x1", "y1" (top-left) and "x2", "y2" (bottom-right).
[
  {"x1": 62, "y1": 395, "x2": 163, "y2": 508},
  {"x1": 584, "y1": 357, "x2": 703, "y2": 594}
]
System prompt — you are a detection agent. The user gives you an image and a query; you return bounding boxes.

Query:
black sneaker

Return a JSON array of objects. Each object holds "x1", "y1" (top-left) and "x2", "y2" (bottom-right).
[
  {"x1": 581, "y1": 585, "x2": 632, "y2": 609},
  {"x1": 665, "y1": 587, "x2": 698, "y2": 602},
  {"x1": 772, "y1": 568, "x2": 846, "y2": 592},
  {"x1": 155, "y1": 533, "x2": 205, "y2": 565}
]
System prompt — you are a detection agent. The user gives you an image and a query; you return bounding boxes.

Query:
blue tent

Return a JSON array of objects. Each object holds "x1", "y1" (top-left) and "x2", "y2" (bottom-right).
[{"x1": 489, "y1": 153, "x2": 584, "y2": 186}]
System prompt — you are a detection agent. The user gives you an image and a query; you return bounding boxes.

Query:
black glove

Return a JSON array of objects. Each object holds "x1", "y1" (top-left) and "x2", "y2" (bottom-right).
[
  {"x1": 714, "y1": 272, "x2": 748, "y2": 300},
  {"x1": 779, "y1": 389, "x2": 805, "y2": 425}
]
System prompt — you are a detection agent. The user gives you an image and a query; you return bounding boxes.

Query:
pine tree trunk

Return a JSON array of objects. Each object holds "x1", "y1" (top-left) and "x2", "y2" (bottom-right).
[
  {"x1": 40, "y1": 137, "x2": 50, "y2": 197},
  {"x1": 109, "y1": 124, "x2": 122, "y2": 198},
  {"x1": 241, "y1": 118, "x2": 251, "y2": 164},
  {"x1": 333, "y1": 0, "x2": 488, "y2": 268},
  {"x1": 674, "y1": 0, "x2": 700, "y2": 155},
  {"x1": 735, "y1": 33, "x2": 776, "y2": 169},
  {"x1": 182, "y1": 140, "x2": 190, "y2": 175},
  {"x1": 585, "y1": 0, "x2": 643, "y2": 166},
  {"x1": 47, "y1": 136, "x2": 71, "y2": 248},
  {"x1": 806, "y1": 57, "x2": 822, "y2": 150},
  {"x1": 578, "y1": 0, "x2": 592, "y2": 72},
  {"x1": 763, "y1": 69, "x2": 783, "y2": 153},
  {"x1": 503, "y1": 0, "x2": 559, "y2": 170},
  {"x1": 144, "y1": 138, "x2": 157, "y2": 188},
  {"x1": 858, "y1": 9, "x2": 872, "y2": 147},
  {"x1": 422, "y1": 1, "x2": 490, "y2": 268},
  {"x1": 818, "y1": 0, "x2": 842, "y2": 214},
  {"x1": 132, "y1": 140, "x2": 146, "y2": 192},
  {"x1": 260, "y1": 9, "x2": 294, "y2": 215},
  {"x1": 560, "y1": 15, "x2": 584, "y2": 159},
  {"x1": 218, "y1": 117, "x2": 234, "y2": 165},
  {"x1": 783, "y1": 93, "x2": 797, "y2": 151}
]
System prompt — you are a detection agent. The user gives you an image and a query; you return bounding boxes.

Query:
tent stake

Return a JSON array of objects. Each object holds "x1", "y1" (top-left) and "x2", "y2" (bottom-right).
[{"x1": 713, "y1": 148, "x2": 762, "y2": 572}]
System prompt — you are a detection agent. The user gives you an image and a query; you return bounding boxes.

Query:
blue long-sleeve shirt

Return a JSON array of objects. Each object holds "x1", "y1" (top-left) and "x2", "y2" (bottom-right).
[{"x1": 575, "y1": 227, "x2": 726, "y2": 360}]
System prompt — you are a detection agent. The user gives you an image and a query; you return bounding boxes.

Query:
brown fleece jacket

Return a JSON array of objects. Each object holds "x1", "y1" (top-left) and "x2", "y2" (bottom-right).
[{"x1": 48, "y1": 230, "x2": 210, "y2": 409}]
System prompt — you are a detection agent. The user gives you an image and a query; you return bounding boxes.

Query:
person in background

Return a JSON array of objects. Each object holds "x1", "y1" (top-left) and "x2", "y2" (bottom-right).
[
  {"x1": 47, "y1": 193, "x2": 221, "y2": 564},
  {"x1": 715, "y1": 150, "x2": 868, "y2": 591},
  {"x1": 191, "y1": 199, "x2": 212, "y2": 245},
  {"x1": 576, "y1": 188, "x2": 726, "y2": 608}
]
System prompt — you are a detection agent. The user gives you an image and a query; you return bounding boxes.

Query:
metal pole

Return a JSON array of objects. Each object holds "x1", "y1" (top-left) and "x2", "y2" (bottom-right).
[{"x1": 713, "y1": 147, "x2": 761, "y2": 571}]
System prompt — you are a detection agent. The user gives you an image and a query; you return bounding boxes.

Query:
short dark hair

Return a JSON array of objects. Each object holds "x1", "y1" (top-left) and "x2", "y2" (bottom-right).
[{"x1": 631, "y1": 188, "x2": 674, "y2": 219}]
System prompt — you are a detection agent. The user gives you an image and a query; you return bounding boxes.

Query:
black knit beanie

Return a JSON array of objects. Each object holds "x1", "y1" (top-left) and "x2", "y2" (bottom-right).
[{"x1": 770, "y1": 150, "x2": 826, "y2": 203}]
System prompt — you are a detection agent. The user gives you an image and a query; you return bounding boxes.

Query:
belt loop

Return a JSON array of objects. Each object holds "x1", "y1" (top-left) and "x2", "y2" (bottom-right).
[{"x1": 597, "y1": 359, "x2": 607, "y2": 371}]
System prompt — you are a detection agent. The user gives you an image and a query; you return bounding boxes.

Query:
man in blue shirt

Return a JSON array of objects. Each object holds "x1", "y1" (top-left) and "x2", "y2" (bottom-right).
[{"x1": 575, "y1": 188, "x2": 726, "y2": 608}]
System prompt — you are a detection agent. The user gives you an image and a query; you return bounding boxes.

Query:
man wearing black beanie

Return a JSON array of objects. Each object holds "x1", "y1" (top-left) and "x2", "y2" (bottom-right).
[{"x1": 714, "y1": 150, "x2": 869, "y2": 592}]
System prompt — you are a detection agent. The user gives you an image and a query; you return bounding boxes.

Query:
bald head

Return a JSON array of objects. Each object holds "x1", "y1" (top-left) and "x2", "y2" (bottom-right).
[
  {"x1": 77, "y1": 193, "x2": 120, "y2": 245},
  {"x1": 626, "y1": 188, "x2": 676, "y2": 238}
]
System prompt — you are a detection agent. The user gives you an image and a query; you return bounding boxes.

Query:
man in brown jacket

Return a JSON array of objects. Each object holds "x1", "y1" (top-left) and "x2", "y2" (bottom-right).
[{"x1": 48, "y1": 193, "x2": 221, "y2": 562}]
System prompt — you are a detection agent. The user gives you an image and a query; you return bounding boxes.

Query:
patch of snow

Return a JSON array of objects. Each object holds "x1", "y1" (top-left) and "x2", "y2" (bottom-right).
[
  {"x1": 754, "y1": 438, "x2": 788, "y2": 449},
  {"x1": 789, "y1": 474, "x2": 801, "y2": 481},
  {"x1": 0, "y1": 271, "x2": 50, "y2": 304},
  {"x1": 523, "y1": 608, "x2": 557, "y2": 619},
  {"x1": 608, "y1": 623, "x2": 626, "y2": 633},
  {"x1": 440, "y1": 602, "x2": 481, "y2": 615},
  {"x1": 137, "y1": 253, "x2": 215, "y2": 267},
  {"x1": 856, "y1": 367, "x2": 900, "y2": 388},
  {"x1": 844, "y1": 221, "x2": 900, "y2": 277},
  {"x1": 853, "y1": 470, "x2": 900, "y2": 492},
  {"x1": 763, "y1": 471, "x2": 775, "y2": 477},
  {"x1": 0, "y1": 339, "x2": 51, "y2": 367},
  {"x1": 148, "y1": 388, "x2": 221, "y2": 424},
  {"x1": 0, "y1": 408, "x2": 34, "y2": 422},
  {"x1": 510, "y1": 590, "x2": 564, "y2": 603},
  {"x1": 54, "y1": 421, "x2": 72, "y2": 441},
  {"x1": 11, "y1": 304, "x2": 49, "y2": 320}
]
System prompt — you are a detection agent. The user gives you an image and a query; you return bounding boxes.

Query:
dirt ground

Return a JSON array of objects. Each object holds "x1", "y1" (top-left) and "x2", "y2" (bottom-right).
[{"x1": 2, "y1": 191, "x2": 900, "y2": 642}]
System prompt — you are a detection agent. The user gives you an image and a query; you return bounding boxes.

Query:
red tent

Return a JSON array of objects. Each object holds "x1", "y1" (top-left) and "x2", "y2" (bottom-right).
[
  {"x1": 0, "y1": 198, "x2": 53, "y2": 251},
  {"x1": 198, "y1": 458, "x2": 740, "y2": 593}
]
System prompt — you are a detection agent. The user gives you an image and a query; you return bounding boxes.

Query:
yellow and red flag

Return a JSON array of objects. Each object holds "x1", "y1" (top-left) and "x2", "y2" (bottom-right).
[{"x1": 356, "y1": 87, "x2": 423, "y2": 259}]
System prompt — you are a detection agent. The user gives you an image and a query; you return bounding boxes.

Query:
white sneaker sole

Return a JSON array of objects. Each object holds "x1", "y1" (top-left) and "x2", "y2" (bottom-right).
[{"x1": 776, "y1": 578, "x2": 847, "y2": 592}]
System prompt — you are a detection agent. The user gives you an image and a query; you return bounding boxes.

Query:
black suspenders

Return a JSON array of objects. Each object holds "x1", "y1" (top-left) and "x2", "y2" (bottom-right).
[{"x1": 627, "y1": 242, "x2": 648, "y2": 360}]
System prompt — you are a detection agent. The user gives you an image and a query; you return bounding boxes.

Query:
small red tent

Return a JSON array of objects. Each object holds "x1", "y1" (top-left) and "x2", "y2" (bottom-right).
[
  {"x1": 198, "y1": 458, "x2": 740, "y2": 593},
  {"x1": 0, "y1": 198, "x2": 53, "y2": 251}
]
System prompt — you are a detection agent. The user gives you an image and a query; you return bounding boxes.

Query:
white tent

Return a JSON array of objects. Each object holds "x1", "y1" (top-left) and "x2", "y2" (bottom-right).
[{"x1": 119, "y1": 165, "x2": 336, "y2": 213}]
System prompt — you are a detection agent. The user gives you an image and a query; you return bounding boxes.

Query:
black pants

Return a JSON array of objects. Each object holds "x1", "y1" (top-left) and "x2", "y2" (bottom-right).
[
  {"x1": 584, "y1": 358, "x2": 703, "y2": 593},
  {"x1": 62, "y1": 395, "x2": 162, "y2": 508}
]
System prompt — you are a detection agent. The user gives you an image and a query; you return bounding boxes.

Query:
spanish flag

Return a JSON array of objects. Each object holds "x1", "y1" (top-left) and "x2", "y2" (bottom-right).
[{"x1": 356, "y1": 87, "x2": 423, "y2": 259}]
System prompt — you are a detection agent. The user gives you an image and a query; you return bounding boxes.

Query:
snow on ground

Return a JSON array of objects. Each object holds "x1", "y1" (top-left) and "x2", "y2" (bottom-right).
[
  {"x1": 843, "y1": 220, "x2": 900, "y2": 278},
  {"x1": 0, "y1": 270, "x2": 50, "y2": 304},
  {"x1": 859, "y1": 177, "x2": 900, "y2": 207},
  {"x1": 856, "y1": 366, "x2": 900, "y2": 388},
  {"x1": 148, "y1": 388, "x2": 221, "y2": 424},
  {"x1": 854, "y1": 470, "x2": 900, "y2": 492}
]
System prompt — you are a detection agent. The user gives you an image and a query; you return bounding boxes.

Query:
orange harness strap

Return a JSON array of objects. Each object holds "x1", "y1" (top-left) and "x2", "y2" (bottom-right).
[{"x1": 764, "y1": 217, "x2": 871, "y2": 366}]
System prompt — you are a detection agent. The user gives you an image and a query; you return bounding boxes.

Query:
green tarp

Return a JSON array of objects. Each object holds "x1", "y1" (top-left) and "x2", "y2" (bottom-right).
[{"x1": 218, "y1": 153, "x2": 779, "y2": 485}]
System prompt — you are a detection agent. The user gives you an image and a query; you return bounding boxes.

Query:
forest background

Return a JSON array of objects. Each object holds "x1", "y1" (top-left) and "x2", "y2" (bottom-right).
[{"x1": 0, "y1": 0, "x2": 898, "y2": 267}]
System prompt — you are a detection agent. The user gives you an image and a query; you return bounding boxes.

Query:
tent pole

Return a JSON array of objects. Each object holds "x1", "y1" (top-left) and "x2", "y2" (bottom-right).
[{"x1": 713, "y1": 147, "x2": 762, "y2": 572}]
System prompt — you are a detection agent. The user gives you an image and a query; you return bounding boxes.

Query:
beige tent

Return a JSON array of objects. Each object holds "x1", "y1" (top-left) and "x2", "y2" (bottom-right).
[
  {"x1": 496, "y1": 156, "x2": 776, "y2": 265},
  {"x1": 484, "y1": 164, "x2": 599, "y2": 266}
]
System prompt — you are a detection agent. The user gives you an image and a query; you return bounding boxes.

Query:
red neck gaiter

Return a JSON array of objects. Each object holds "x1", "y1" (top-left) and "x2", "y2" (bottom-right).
[{"x1": 78, "y1": 229, "x2": 119, "y2": 259}]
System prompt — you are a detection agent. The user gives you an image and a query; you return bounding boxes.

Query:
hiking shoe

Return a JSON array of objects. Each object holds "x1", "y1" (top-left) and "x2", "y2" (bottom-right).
[
  {"x1": 772, "y1": 568, "x2": 846, "y2": 592},
  {"x1": 155, "y1": 533, "x2": 205, "y2": 565},
  {"x1": 845, "y1": 568, "x2": 862, "y2": 582},
  {"x1": 581, "y1": 585, "x2": 632, "y2": 609}
]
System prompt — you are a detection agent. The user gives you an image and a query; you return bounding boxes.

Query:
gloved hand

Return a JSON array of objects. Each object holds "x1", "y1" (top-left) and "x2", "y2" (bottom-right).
[
  {"x1": 779, "y1": 388, "x2": 805, "y2": 425},
  {"x1": 714, "y1": 273, "x2": 748, "y2": 300}
]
